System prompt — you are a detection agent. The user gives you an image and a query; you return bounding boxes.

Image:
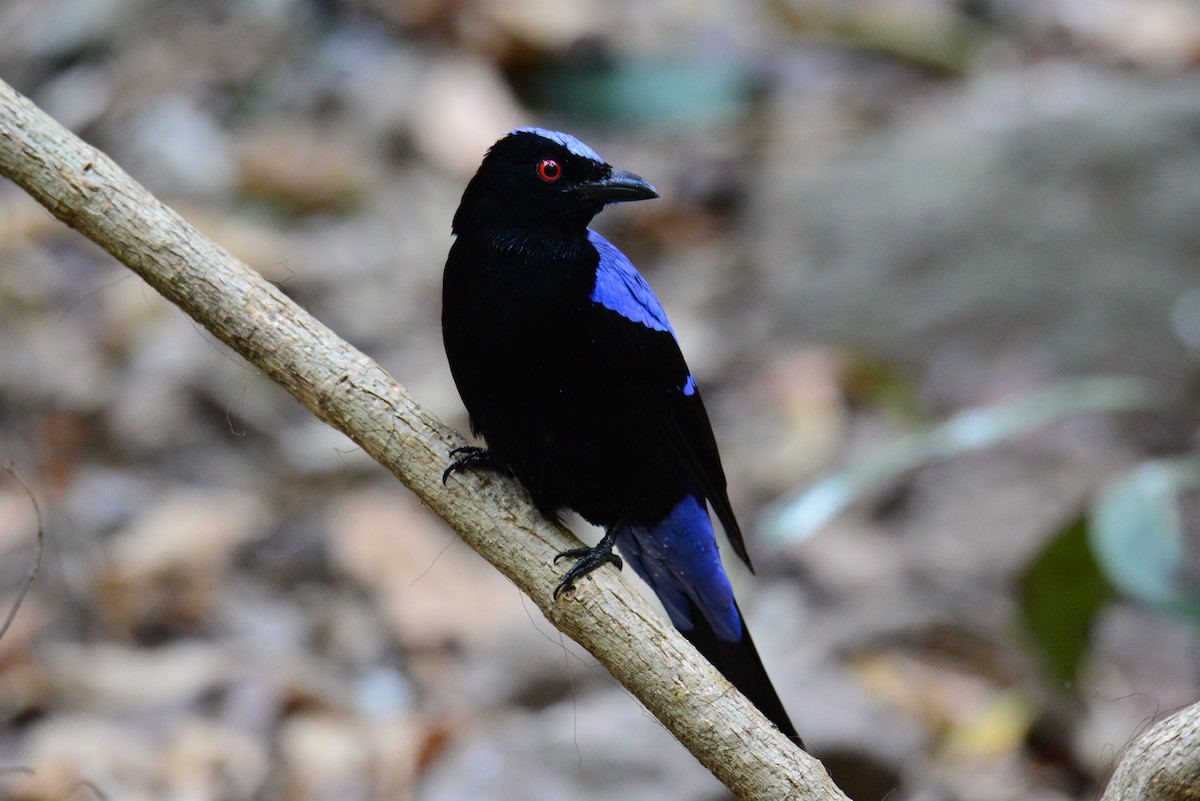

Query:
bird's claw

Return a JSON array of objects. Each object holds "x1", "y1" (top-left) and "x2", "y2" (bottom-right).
[
  {"x1": 552, "y1": 530, "x2": 623, "y2": 599},
  {"x1": 442, "y1": 446, "x2": 498, "y2": 484}
]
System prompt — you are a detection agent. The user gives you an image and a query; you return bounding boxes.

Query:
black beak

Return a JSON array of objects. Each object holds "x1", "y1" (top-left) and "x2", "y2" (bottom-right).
[{"x1": 575, "y1": 168, "x2": 659, "y2": 203}]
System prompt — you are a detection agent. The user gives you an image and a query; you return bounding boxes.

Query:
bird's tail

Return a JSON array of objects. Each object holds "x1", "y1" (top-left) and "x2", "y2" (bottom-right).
[{"x1": 617, "y1": 493, "x2": 803, "y2": 748}]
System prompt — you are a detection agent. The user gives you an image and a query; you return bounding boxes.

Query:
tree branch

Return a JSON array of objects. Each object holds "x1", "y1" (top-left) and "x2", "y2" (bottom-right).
[
  {"x1": 0, "y1": 78, "x2": 844, "y2": 799},
  {"x1": 1100, "y1": 700, "x2": 1200, "y2": 801}
]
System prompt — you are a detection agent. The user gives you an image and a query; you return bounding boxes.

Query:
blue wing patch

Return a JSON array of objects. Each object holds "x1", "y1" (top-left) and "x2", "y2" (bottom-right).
[
  {"x1": 512, "y1": 127, "x2": 604, "y2": 163},
  {"x1": 588, "y1": 229, "x2": 672, "y2": 334}
]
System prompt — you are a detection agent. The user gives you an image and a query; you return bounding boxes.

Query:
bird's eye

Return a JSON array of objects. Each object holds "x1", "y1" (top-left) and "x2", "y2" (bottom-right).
[{"x1": 536, "y1": 159, "x2": 562, "y2": 182}]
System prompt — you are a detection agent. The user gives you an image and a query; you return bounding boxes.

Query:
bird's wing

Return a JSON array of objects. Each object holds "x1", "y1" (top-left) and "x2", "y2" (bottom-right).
[
  {"x1": 661, "y1": 386, "x2": 751, "y2": 569},
  {"x1": 587, "y1": 230, "x2": 752, "y2": 570}
]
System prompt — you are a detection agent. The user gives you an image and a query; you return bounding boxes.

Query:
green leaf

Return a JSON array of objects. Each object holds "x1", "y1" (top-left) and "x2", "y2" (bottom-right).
[{"x1": 1018, "y1": 517, "x2": 1116, "y2": 687}]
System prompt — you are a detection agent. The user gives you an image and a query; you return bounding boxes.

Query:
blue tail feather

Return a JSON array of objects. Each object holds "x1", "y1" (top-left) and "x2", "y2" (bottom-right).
[
  {"x1": 618, "y1": 492, "x2": 742, "y2": 642},
  {"x1": 617, "y1": 491, "x2": 802, "y2": 746}
]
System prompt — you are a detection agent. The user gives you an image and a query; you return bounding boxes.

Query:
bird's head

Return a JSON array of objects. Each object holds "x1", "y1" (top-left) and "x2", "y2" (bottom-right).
[{"x1": 452, "y1": 128, "x2": 658, "y2": 242}]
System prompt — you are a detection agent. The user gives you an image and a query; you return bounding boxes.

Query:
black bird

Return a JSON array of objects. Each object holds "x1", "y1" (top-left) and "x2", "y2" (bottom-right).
[{"x1": 442, "y1": 127, "x2": 800, "y2": 746}]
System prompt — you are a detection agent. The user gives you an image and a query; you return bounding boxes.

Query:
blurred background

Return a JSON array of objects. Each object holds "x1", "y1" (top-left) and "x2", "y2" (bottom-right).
[{"x1": 1, "y1": 1, "x2": 1199, "y2": 799}]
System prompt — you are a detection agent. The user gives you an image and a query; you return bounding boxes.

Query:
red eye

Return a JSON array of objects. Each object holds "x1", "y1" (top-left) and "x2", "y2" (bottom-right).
[{"x1": 536, "y1": 159, "x2": 562, "y2": 182}]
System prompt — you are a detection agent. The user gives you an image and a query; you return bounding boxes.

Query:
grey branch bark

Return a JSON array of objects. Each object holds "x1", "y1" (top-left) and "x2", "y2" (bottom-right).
[
  {"x1": 0, "y1": 78, "x2": 844, "y2": 799},
  {"x1": 1100, "y1": 701, "x2": 1200, "y2": 801}
]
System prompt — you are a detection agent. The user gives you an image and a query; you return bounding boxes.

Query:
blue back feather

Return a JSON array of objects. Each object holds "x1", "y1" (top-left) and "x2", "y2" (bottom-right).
[
  {"x1": 588, "y1": 230, "x2": 673, "y2": 333},
  {"x1": 588, "y1": 230, "x2": 698, "y2": 397}
]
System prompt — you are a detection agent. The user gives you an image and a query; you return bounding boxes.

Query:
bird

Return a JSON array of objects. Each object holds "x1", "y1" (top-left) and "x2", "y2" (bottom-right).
[{"x1": 441, "y1": 127, "x2": 801, "y2": 747}]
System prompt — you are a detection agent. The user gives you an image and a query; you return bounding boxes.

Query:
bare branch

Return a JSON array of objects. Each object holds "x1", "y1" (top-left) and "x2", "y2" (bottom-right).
[{"x1": 0, "y1": 78, "x2": 844, "y2": 799}]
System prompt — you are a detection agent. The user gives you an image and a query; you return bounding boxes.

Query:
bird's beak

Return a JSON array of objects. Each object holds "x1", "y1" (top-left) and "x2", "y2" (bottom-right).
[{"x1": 575, "y1": 168, "x2": 659, "y2": 203}]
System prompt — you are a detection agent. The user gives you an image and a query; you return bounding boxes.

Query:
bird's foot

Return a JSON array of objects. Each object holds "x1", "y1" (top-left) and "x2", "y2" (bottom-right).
[
  {"x1": 442, "y1": 446, "x2": 501, "y2": 484},
  {"x1": 553, "y1": 526, "x2": 623, "y2": 599}
]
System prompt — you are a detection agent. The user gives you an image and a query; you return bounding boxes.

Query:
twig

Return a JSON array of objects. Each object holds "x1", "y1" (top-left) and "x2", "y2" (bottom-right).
[{"x1": 0, "y1": 463, "x2": 44, "y2": 642}]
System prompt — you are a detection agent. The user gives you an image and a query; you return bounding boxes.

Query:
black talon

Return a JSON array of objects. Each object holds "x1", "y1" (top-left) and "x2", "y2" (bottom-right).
[
  {"x1": 442, "y1": 446, "x2": 500, "y2": 484},
  {"x1": 553, "y1": 526, "x2": 623, "y2": 599}
]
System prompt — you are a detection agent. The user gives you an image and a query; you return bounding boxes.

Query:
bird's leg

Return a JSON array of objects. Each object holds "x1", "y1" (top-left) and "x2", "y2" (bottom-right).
[
  {"x1": 553, "y1": 525, "x2": 624, "y2": 599},
  {"x1": 442, "y1": 445, "x2": 502, "y2": 484}
]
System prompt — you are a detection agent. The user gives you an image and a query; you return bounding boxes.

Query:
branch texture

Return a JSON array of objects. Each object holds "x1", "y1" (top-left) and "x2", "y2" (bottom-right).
[
  {"x1": 0, "y1": 78, "x2": 843, "y2": 800},
  {"x1": 1101, "y1": 701, "x2": 1200, "y2": 801}
]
